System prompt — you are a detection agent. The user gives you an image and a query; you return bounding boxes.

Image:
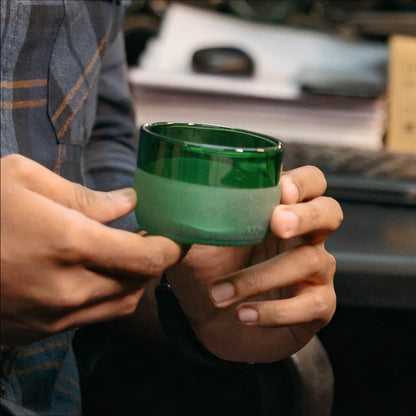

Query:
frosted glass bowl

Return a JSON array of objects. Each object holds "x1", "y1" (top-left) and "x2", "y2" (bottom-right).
[{"x1": 133, "y1": 122, "x2": 283, "y2": 246}]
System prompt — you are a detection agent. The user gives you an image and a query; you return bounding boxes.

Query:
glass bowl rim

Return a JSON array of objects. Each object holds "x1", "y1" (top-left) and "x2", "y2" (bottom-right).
[{"x1": 141, "y1": 121, "x2": 283, "y2": 154}]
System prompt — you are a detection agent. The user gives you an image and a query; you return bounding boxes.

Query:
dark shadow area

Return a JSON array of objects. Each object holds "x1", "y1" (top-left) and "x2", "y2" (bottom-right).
[
  {"x1": 319, "y1": 306, "x2": 416, "y2": 416},
  {"x1": 75, "y1": 325, "x2": 294, "y2": 416}
]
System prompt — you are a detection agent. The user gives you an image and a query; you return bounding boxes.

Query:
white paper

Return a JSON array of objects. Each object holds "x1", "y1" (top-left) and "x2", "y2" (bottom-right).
[
  {"x1": 133, "y1": 3, "x2": 388, "y2": 99},
  {"x1": 129, "y1": 3, "x2": 388, "y2": 150}
]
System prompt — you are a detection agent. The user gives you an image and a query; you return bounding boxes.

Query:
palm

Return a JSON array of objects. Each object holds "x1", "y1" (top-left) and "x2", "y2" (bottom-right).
[
  {"x1": 165, "y1": 167, "x2": 341, "y2": 363},
  {"x1": 166, "y1": 237, "x2": 314, "y2": 363}
]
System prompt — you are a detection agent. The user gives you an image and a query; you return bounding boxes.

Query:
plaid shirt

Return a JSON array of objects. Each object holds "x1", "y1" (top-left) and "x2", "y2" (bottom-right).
[{"x1": 1, "y1": 1, "x2": 137, "y2": 414}]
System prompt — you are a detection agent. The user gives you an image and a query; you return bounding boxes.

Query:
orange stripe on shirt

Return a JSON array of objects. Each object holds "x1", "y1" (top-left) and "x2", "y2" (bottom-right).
[
  {"x1": 18, "y1": 338, "x2": 71, "y2": 358},
  {"x1": 54, "y1": 384, "x2": 81, "y2": 403},
  {"x1": 0, "y1": 79, "x2": 47, "y2": 89},
  {"x1": 0, "y1": 99, "x2": 47, "y2": 109},
  {"x1": 54, "y1": 143, "x2": 67, "y2": 175},
  {"x1": 13, "y1": 360, "x2": 63, "y2": 377},
  {"x1": 58, "y1": 373, "x2": 81, "y2": 388},
  {"x1": 56, "y1": 64, "x2": 101, "y2": 140},
  {"x1": 52, "y1": 34, "x2": 107, "y2": 124}
]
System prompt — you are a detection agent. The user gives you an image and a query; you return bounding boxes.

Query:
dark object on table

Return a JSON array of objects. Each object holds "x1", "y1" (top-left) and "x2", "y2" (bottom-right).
[
  {"x1": 192, "y1": 46, "x2": 255, "y2": 77},
  {"x1": 283, "y1": 143, "x2": 416, "y2": 205},
  {"x1": 124, "y1": 26, "x2": 156, "y2": 66}
]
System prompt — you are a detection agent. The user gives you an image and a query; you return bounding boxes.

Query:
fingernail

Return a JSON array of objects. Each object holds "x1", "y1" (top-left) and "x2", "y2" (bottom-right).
[
  {"x1": 210, "y1": 282, "x2": 235, "y2": 305},
  {"x1": 112, "y1": 188, "x2": 137, "y2": 206},
  {"x1": 276, "y1": 209, "x2": 299, "y2": 237},
  {"x1": 238, "y1": 308, "x2": 259, "y2": 324}
]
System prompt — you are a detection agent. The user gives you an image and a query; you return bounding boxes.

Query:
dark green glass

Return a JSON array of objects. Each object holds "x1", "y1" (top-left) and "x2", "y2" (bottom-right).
[{"x1": 134, "y1": 122, "x2": 283, "y2": 246}]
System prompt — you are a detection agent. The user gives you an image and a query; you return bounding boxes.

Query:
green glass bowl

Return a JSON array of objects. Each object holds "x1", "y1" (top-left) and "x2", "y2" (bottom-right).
[{"x1": 133, "y1": 122, "x2": 283, "y2": 246}]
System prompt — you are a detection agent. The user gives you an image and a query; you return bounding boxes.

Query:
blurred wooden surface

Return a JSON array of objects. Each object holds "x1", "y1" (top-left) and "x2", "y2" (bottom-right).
[{"x1": 387, "y1": 35, "x2": 416, "y2": 153}]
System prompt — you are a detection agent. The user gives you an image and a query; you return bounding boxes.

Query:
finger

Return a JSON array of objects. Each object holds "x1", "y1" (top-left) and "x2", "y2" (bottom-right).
[
  {"x1": 67, "y1": 186, "x2": 137, "y2": 224},
  {"x1": 13, "y1": 154, "x2": 136, "y2": 223},
  {"x1": 69, "y1": 214, "x2": 183, "y2": 277},
  {"x1": 43, "y1": 267, "x2": 146, "y2": 311},
  {"x1": 23, "y1": 189, "x2": 183, "y2": 277},
  {"x1": 280, "y1": 166, "x2": 327, "y2": 204},
  {"x1": 209, "y1": 245, "x2": 336, "y2": 308},
  {"x1": 50, "y1": 289, "x2": 145, "y2": 333},
  {"x1": 270, "y1": 196, "x2": 343, "y2": 240},
  {"x1": 237, "y1": 286, "x2": 336, "y2": 327}
]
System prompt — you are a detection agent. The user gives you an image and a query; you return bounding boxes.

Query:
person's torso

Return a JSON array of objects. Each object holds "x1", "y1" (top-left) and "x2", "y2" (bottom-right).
[
  {"x1": 1, "y1": 0, "x2": 121, "y2": 182},
  {"x1": 1, "y1": 1, "x2": 123, "y2": 414}
]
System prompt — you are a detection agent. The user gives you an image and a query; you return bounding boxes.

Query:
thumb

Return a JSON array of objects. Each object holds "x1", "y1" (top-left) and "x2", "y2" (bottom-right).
[
  {"x1": 11, "y1": 155, "x2": 137, "y2": 223},
  {"x1": 69, "y1": 186, "x2": 137, "y2": 223}
]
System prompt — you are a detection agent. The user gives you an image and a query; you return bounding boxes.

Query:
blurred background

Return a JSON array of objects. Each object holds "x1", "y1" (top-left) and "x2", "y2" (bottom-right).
[{"x1": 122, "y1": 1, "x2": 416, "y2": 415}]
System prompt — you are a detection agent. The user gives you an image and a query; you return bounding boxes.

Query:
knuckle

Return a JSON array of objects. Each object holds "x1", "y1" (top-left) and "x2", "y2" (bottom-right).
[
  {"x1": 317, "y1": 249, "x2": 337, "y2": 282},
  {"x1": 302, "y1": 245, "x2": 325, "y2": 275},
  {"x1": 307, "y1": 199, "x2": 321, "y2": 224},
  {"x1": 119, "y1": 292, "x2": 142, "y2": 317},
  {"x1": 42, "y1": 313, "x2": 72, "y2": 335},
  {"x1": 42, "y1": 322, "x2": 59, "y2": 336},
  {"x1": 142, "y1": 248, "x2": 167, "y2": 277},
  {"x1": 328, "y1": 197, "x2": 344, "y2": 227},
  {"x1": 47, "y1": 318, "x2": 71, "y2": 335},
  {"x1": 242, "y1": 268, "x2": 266, "y2": 294},
  {"x1": 336, "y1": 204, "x2": 344, "y2": 227},
  {"x1": 299, "y1": 165, "x2": 327, "y2": 192},
  {"x1": 329, "y1": 288, "x2": 337, "y2": 312},
  {"x1": 4, "y1": 153, "x2": 24, "y2": 166},
  {"x1": 311, "y1": 292, "x2": 331, "y2": 320},
  {"x1": 49, "y1": 285, "x2": 84, "y2": 309},
  {"x1": 310, "y1": 165, "x2": 327, "y2": 190},
  {"x1": 330, "y1": 291, "x2": 337, "y2": 319},
  {"x1": 6, "y1": 154, "x2": 34, "y2": 180},
  {"x1": 73, "y1": 184, "x2": 97, "y2": 213},
  {"x1": 55, "y1": 218, "x2": 87, "y2": 264},
  {"x1": 269, "y1": 304, "x2": 285, "y2": 324},
  {"x1": 315, "y1": 166, "x2": 327, "y2": 186},
  {"x1": 326, "y1": 252, "x2": 337, "y2": 276}
]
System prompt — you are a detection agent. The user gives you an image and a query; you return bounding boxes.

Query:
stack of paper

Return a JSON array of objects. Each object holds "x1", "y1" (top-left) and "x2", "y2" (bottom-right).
[{"x1": 128, "y1": 3, "x2": 389, "y2": 150}]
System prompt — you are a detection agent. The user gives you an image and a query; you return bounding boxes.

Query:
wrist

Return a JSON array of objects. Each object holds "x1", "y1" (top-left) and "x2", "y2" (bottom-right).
[{"x1": 155, "y1": 274, "x2": 251, "y2": 368}]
